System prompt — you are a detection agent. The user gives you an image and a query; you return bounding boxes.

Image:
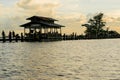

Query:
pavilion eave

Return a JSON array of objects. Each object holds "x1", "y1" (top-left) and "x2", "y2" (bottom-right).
[{"x1": 20, "y1": 21, "x2": 65, "y2": 28}]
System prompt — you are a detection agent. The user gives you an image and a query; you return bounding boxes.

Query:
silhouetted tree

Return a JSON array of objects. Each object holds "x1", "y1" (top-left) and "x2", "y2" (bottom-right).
[
  {"x1": 108, "y1": 31, "x2": 120, "y2": 38},
  {"x1": 82, "y1": 13, "x2": 106, "y2": 39}
]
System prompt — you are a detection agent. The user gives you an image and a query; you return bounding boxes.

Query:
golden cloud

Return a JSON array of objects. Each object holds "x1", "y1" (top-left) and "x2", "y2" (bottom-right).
[
  {"x1": 0, "y1": 0, "x2": 120, "y2": 34},
  {"x1": 16, "y1": 0, "x2": 59, "y2": 17}
]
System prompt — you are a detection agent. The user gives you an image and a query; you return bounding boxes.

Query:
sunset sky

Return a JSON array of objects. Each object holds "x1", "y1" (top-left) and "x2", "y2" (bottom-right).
[{"x1": 0, "y1": 0, "x2": 120, "y2": 34}]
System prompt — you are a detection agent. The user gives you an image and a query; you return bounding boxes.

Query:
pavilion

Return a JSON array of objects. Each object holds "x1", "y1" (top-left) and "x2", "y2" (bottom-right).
[{"x1": 20, "y1": 16, "x2": 65, "y2": 41}]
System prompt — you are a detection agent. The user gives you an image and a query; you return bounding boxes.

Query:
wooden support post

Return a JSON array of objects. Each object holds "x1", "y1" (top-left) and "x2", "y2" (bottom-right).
[
  {"x1": 43, "y1": 27, "x2": 46, "y2": 39},
  {"x1": 15, "y1": 34, "x2": 18, "y2": 42},
  {"x1": 24, "y1": 27, "x2": 25, "y2": 37},
  {"x1": 2, "y1": 31, "x2": 6, "y2": 43},
  {"x1": 46, "y1": 28, "x2": 47, "y2": 39},
  {"x1": 60, "y1": 28, "x2": 62, "y2": 40},
  {"x1": 21, "y1": 33, "x2": 24, "y2": 42},
  {"x1": 9, "y1": 31, "x2": 12, "y2": 42},
  {"x1": 38, "y1": 28, "x2": 42, "y2": 41},
  {"x1": 29, "y1": 27, "x2": 31, "y2": 41}
]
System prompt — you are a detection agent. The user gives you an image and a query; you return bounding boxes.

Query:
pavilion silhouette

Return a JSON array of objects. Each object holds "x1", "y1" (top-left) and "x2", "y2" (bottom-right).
[{"x1": 20, "y1": 16, "x2": 65, "y2": 41}]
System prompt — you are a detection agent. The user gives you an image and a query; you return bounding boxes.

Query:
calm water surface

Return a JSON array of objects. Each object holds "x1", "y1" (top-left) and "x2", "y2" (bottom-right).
[{"x1": 0, "y1": 39, "x2": 120, "y2": 80}]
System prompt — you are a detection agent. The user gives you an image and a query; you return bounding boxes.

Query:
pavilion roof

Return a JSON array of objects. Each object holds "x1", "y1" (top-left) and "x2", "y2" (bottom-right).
[
  {"x1": 20, "y1": 21, "x2": 65, "y2": 28},
  {"x1": 26, "y1": 16, "x2": 58, "y2": 21},
  {"x1": 40, "y1": 21, "x2": 64, "y2": 27}
]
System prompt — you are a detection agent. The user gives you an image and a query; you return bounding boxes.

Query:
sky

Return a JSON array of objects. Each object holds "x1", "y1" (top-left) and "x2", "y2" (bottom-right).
[{"x1": 0, "y1": 0, "x2": 120, "y2": 34}]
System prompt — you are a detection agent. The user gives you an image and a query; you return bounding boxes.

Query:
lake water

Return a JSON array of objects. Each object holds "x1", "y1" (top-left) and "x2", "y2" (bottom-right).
[{"x1": 0, "y1": 39, "x2": 120, "y2": 80}]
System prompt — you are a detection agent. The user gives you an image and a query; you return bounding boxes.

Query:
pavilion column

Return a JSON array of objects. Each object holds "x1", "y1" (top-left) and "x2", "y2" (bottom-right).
[
  {"x1": 39, "y1": 28, "x2": 42, "y2": 33},
  {"x1": 56, "y1": 28, "x2": 58, "y2": 33},
  {"x1": 45, "y1": 28, "x2": 47, "y2": 34},
  {"x1": 49, "y1": 28, "x2": 50, "y2": 33},
  {"x1": 29, "y1": 27, "x2": 31, "y2": 33},
  {"x1": 60, "y1": 27, "x2": 62, "y2": 35},
  {"x1": 34, "y1": 28, "x2": 37, "y2": 34},
  {"x1": 41, "y1": 28, "x2": 43, "y2": 34},
  {"x1": 54, "y1": 28, "x2": 56, "y2": 33},
  {"x1": 41, "y1": 28, "x2": 42, "y2": 33},
  {"x1": 51, "y1": 28, "x2": 53, "y2": 33},
  {"x1": 44, "y1": 28, "x2": 45, "y2": 34},
  {"x1": 46, "y1": 28, "x2": 48, "y2": 38},
  {"x1": 50, "y1": 28, "x2": 52, "y2": 33},
  {"x1": 28, "y1": 27, "x2": 31, "y2": 41},
  {"x1": 54, "y1": 28, "x2": 56, "y2": 32},
  {"x1": 46, "y1": 28, "x2": 48, "y2": 33}
]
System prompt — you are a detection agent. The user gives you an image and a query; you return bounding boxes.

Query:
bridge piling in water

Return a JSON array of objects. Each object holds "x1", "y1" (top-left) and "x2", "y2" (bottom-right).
[{"x1": 0, "y1": 31, "x2": 24, "y2": 43}]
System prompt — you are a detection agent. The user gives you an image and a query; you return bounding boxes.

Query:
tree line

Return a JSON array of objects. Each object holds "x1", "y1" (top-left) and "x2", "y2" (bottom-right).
[{"x1": 82, "y1": 13, "x2": 120, "y2": 39}]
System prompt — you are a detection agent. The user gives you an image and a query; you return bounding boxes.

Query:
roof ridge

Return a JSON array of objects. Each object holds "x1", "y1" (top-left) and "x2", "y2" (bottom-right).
[{"x1": 27, "y1": 15, "x2": 58, "y2": 21}]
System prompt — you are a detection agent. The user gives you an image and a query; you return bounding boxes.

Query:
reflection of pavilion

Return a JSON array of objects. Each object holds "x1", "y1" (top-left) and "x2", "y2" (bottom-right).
[{"x1": 20, "y1": 16, "x2": 65, "y2": 41}]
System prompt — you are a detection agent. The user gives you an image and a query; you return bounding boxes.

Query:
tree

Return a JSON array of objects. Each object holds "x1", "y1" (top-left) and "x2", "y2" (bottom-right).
[{"x1": 82, "y1": 13, "x2": 106, "y2": 39}]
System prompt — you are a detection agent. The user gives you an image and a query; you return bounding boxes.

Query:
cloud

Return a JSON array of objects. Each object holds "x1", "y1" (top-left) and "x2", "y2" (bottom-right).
[
  {"x1": 102, "y1": 14, "x2": 120, "y2": 33},
  {"x1": 55, "y1": 13, "x2": 86, "y2": 34},
  {"x1": 16, "y1": 0, "x2": 59, "y2": 17},
  {"x1": 0, "y1": 0, "x2": 60, "y2": 33},
  {"x1": 0, "y1": 0, "x2": 91, "y2": 35},
  {"x1": 1, "y1": 0, "x2": 120, "y2": 35}
]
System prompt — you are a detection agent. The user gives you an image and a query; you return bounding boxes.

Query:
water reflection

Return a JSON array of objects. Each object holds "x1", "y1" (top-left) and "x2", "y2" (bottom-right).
[{"x1": 0, "y1": 40, "x2": 120, "y2": 80}]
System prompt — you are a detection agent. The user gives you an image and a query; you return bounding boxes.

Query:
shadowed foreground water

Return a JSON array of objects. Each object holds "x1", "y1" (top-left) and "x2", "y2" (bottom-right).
[{"x1": 0, "y1": 39, "x2": 120, "y2": 80}]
